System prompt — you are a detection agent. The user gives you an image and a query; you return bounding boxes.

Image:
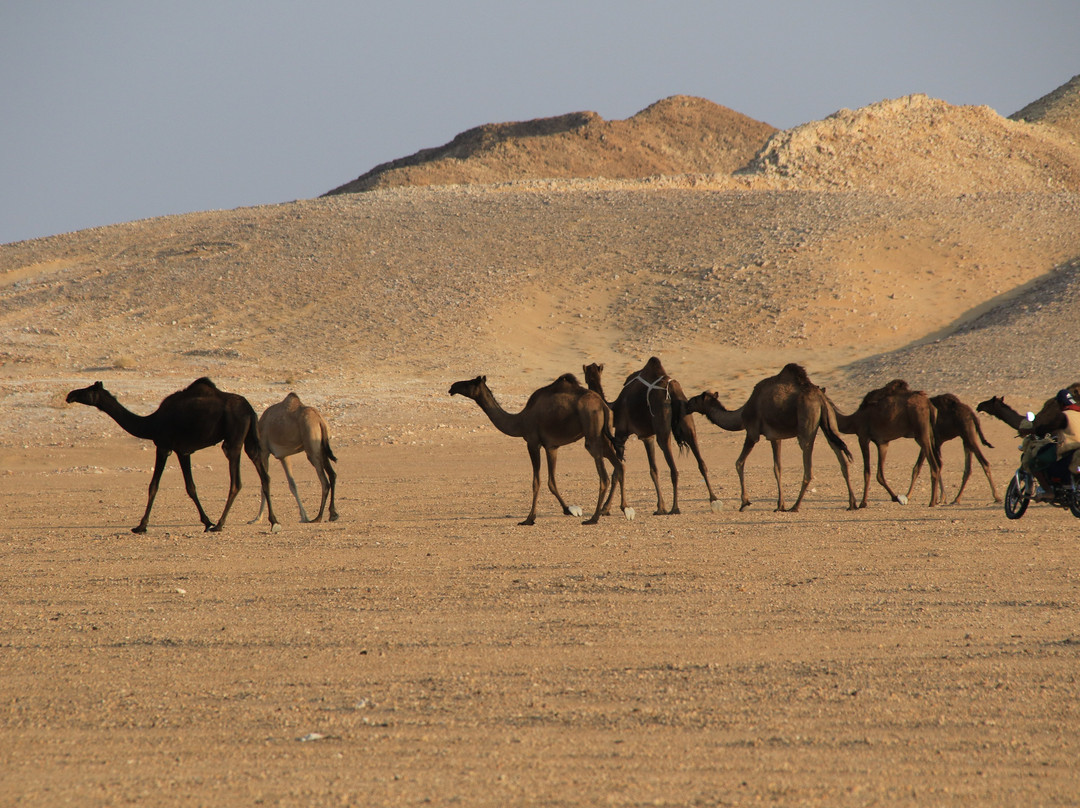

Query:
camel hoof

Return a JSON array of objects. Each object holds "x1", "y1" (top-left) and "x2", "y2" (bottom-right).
[
  {"x1": 739, "y1": 503, "x2": 751, "y2": 512},
  {"x1": 582, "y1": 517, "x2": 599, "y2": 525},
  {"x1": 518, "y1": 518, "x2": 536, "y2": 526},
  {"x1": 270, "y1": 523, "x2": 282, "y2": 534},
  {"x1": 568, "y1": 505, "x2": 584, "y2": 518},
  {"x1": 329, "y1": 514, "x2": 340, "y2": 522},
  {"x1": 131, "y1": 525, "x2": 147, "y2": 534},
  {"x1": 623, "y1": 507, "x2": 636, "y2": 521},
  {"x1": 896, "y1": 494, "x2": 908, "y2": 505},
  {"x1": 710, "y1": 500, "x2": 723, "y2": 513}
]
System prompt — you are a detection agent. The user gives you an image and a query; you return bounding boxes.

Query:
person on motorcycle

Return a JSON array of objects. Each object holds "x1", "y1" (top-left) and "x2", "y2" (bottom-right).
[{"x1": 1026, "y1": 388, "x2": 1080, "y2": 498}]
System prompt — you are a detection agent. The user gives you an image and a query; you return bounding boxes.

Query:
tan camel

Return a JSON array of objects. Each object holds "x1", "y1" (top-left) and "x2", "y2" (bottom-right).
[
  {"x1": 676, "y1": 363, "x2": 856, "y2": 512},
  {"x1": 586, "y1": 358, "x2": 719, "y2": 516},
  {"x1": 907, "y1": 394, "x2": 999, "y2": 504},
  {"x1": 832, "y1": 380, "x2": 941, "y2": 507},
  {"x1": 449, "y1": 373, "x2": 625, "y2": 525},
  {"x1": 249, "y1": 392, "x2": 338, "y2": 524},
  {"x1": 65, "y1": 377, "x2": 278, "y2": 533}
]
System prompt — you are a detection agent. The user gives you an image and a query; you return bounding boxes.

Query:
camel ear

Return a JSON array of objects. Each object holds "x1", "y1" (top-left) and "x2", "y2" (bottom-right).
[
  {"x1": 94, "y1": 381, "x2": 104, "y2": 389},
  {"x1": 480, "y1": 375, "x2": 487, "y2": 383},
  {"x1": 598, "y1": 363, "x2": 604, "y2": 371}
]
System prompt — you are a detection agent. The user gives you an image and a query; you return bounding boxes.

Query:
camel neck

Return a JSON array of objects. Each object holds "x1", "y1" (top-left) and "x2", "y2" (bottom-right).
[
  {"x1": 475, "y1": 386, "x2": 526, "y2": 439},
  {"x1": 832, "y1": 406, "x2": 857, "y2": 434},
  {"x1": 96, "y1": 394, "x2": 157, "y2": 441}
]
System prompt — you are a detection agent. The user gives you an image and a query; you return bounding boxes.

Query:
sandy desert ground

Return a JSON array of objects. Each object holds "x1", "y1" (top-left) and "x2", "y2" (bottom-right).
[{"x1": 3, "y1": 81, "x2": 1080, "y2": 805}]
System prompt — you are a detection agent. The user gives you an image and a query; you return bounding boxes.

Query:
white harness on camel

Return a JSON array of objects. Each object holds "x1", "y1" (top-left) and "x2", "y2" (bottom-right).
[{"x1": 628, "y1": 374, "x2": 672, "y2": 416}]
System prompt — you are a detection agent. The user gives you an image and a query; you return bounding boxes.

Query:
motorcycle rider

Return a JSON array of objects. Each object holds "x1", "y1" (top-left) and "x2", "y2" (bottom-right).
[{"x1": 1025, "y1": 387, "x2": 1080, "y2": 498}]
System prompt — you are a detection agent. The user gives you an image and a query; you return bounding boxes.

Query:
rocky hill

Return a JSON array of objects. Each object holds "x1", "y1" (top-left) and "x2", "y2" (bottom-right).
[
  {"x1": 738, "y1": 93, "x2": 1080, "y2": 193},
  {"x1": 324, "y1": 96, "x2": 776, "y2": 194},
  {"x1": 3, "y1": 77, "x2": 1080, "y2": 449},
  {"x1": 1010, "y1": 73, "x2": 1080, "y2": 145}
]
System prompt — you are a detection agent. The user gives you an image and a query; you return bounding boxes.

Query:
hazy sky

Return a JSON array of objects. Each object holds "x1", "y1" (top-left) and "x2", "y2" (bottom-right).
[{"x1": 2, "y1": 1, "x2": 1078, "y2": 245}]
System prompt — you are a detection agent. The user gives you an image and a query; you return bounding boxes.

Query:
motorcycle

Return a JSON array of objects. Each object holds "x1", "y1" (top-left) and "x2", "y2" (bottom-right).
[{"x1": 1004, "y1": 412, "x2": 1080, "y2": 519}]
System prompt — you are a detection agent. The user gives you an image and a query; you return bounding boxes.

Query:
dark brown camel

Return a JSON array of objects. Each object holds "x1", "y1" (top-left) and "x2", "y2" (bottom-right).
[
  {"x1": 586, "y1": 358, "x2": 719, "y2": 516},
  {"x1": 907, "y1": 394, "x2": 999, "y2": 504},
  {"x1": 249, "y1": 392, "x2": 338, "y2": 524},
  {"x1": 977, "y1": 384, "x2": 1080, "y2": 432},
  {"x1": 676, "y1": 363, "x2": 855, "y2": 512},
  {"x1": 975, "y1": 396, "x2": 1026, "y2": 430},
  {"x1": 449, "y1": 373, "x2": 625, "y2": 525},
  {"x1": 832, "y1": 380, "x2": 941, "y2": 508},
  {"x1": 65, "y1": 377, "x2": 278, "y2": 533}
]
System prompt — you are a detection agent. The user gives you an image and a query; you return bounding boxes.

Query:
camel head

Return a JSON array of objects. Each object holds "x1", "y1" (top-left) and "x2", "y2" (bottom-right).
[
  {"x1": 66, "y1": 381, "x2": 111, "y2": 407},
  {"x1": 975, "y1": 396, "x2": 1005, "y2": 415},
  {"x1": 449, "y1": 376, "x2": 488, "y2": 401},
  {"x1": 683, "y1": 390, "x2": 719, "y2": 416}
]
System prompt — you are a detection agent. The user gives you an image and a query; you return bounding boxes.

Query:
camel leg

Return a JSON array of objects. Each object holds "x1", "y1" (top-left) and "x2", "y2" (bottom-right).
[
  {"x1": 769, "y1": 439, "x2": 787, "y2": 512},
  {"x1": 924, "y1": 439, "x2": 942, "y2": 507},
  {"x1": 543, "y1": 446, "x2": 577, "y2": 516},
  {"x1": 134, "y1": 447, "x2": 172, "y2": 534},
  {"x1": 279, "y1": 455, "x2": 312, "y2": 522},
  {"x1": 657, "y1": 435, "x2": 681, "y2": 515},
  {"x1": 948, "y1": 447, "x2": 973, "y2": 505},
  {"x1": 907, "y1": 449, "x2": 926, "y2": 503},
  {"x1": 302, "y1": 443, "x2": 334, "y2": 522},
  {"x1": 734, "y1": 434, "x2": 759, "y2": 511},
  {"x1": 971, "y1": 444, "x2": 1001, "y2": 503},
  {"x1": 176, "y1": 452, "x2": 214, "y2": 530},
  {"x1": 606, "y1": 438, "x2": 629, "y2": 519},
  {"x1": 857, "y1": 438, "x2": 873, "y2": 508},
  {"x1": 830, "y1": 443, "x2": 857, "y2": 511},
  {"x1": 247, "y1": 438, "x2": 279, "y2": 531},
  {"x1": 601, "y1": 431, "x2": 629, "y2": 515},
  {"x1": 642, "y1": 437, "x2": 668, "y2": 515},
  {"x1": 323, "y1": 455, "x2": 339, "y2": 521},
  {"x1": 688, "y1": 438, "x2": 720, "y2": 507},
  {"x1": 247, "y1": 443, "x2": 272, "y2": 525},
  {"x1": 209, "y1": 447, "x2": 243, "y2": 532},
  {"x1": 521, "y1": 443, "x2": 542, "y2": 526},
  {"x1": 786, "y1": 437, "x2": 816, "y2": 513},
  {"x1": 583, "y1": 443, "x2": 609, "y2": 525},
  {"x1": 873, "y1": 442, "x2": 905, "y2": 504}
]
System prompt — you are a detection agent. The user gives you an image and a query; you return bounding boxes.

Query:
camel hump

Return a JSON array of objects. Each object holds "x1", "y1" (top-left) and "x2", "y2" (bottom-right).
[
  {"x1": 643, "y1": 356, "x2": 666, "y2": 378},
  {"x1": 552, "y1": 372, "x2": 581, "y2": 388},
  {"x1": 185, "y1": 377, "x2": 219, "y2": 393},
  {"x1": 526, "y1": 373, "x2": 583, "y2": 406},
  {"x1": 779, "y1": 363, "x2": 813, "y2": 388},
  {"x1": 860, "y1": 379, "x2": 911, "y2": 408}
]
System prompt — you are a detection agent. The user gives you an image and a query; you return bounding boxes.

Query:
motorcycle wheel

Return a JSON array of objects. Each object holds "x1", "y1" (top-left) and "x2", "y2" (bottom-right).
[
  {"x1": 1070, "y1": 485, "x2": 1080, "y2": 519},
  {"x1": 1005, "y1": 471, "x2": 1032, "y2": 520}
]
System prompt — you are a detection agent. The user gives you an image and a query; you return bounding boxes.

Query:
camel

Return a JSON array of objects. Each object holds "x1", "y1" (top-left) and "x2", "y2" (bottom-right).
[
  {"x1": 585, "y1": 358, "x2": 719, "y2": 516},
  {"x1": 976, "y1": 396, "x2": 1026, "y2": 430},
  {"x1": 906, "y1": 394, "x2": 999, "y2": 504},
  {"x1": 676, "y1": 363, "x2": 856, "y2": 512},
  {"x1": 65, "y1": 377, "x2": 278, "y2": 533},
  {"x1": 448, "y1": 373, "x2": 625, "y2": 525},
  {"x1": 249, "y1": 392, "x2": 338, "y2": 525},
  {"x1": 977, "y1": 385, "x2": 1080, "y2": 433},
  {"x1": 832, "y1": 380, "x2": 941, "y2": 508}
]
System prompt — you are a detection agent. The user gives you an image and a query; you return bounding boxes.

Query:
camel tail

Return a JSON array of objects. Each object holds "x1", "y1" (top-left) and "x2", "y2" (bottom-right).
[
  {"x1": 670, "y1": 398, "x2": 694, "y2": 451},
  {"x1": 244, "y1": 408, "x2": 263, "y2": 462},
  {"x1": 321, "y1": 422, "x2": 338, "y2": 463},
  {"x1": 973, "y1": 415, "x2": 994, "y2": 449},
  {"x1": 821, "y1": 405, "x2": 853, "y2": 461}
]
